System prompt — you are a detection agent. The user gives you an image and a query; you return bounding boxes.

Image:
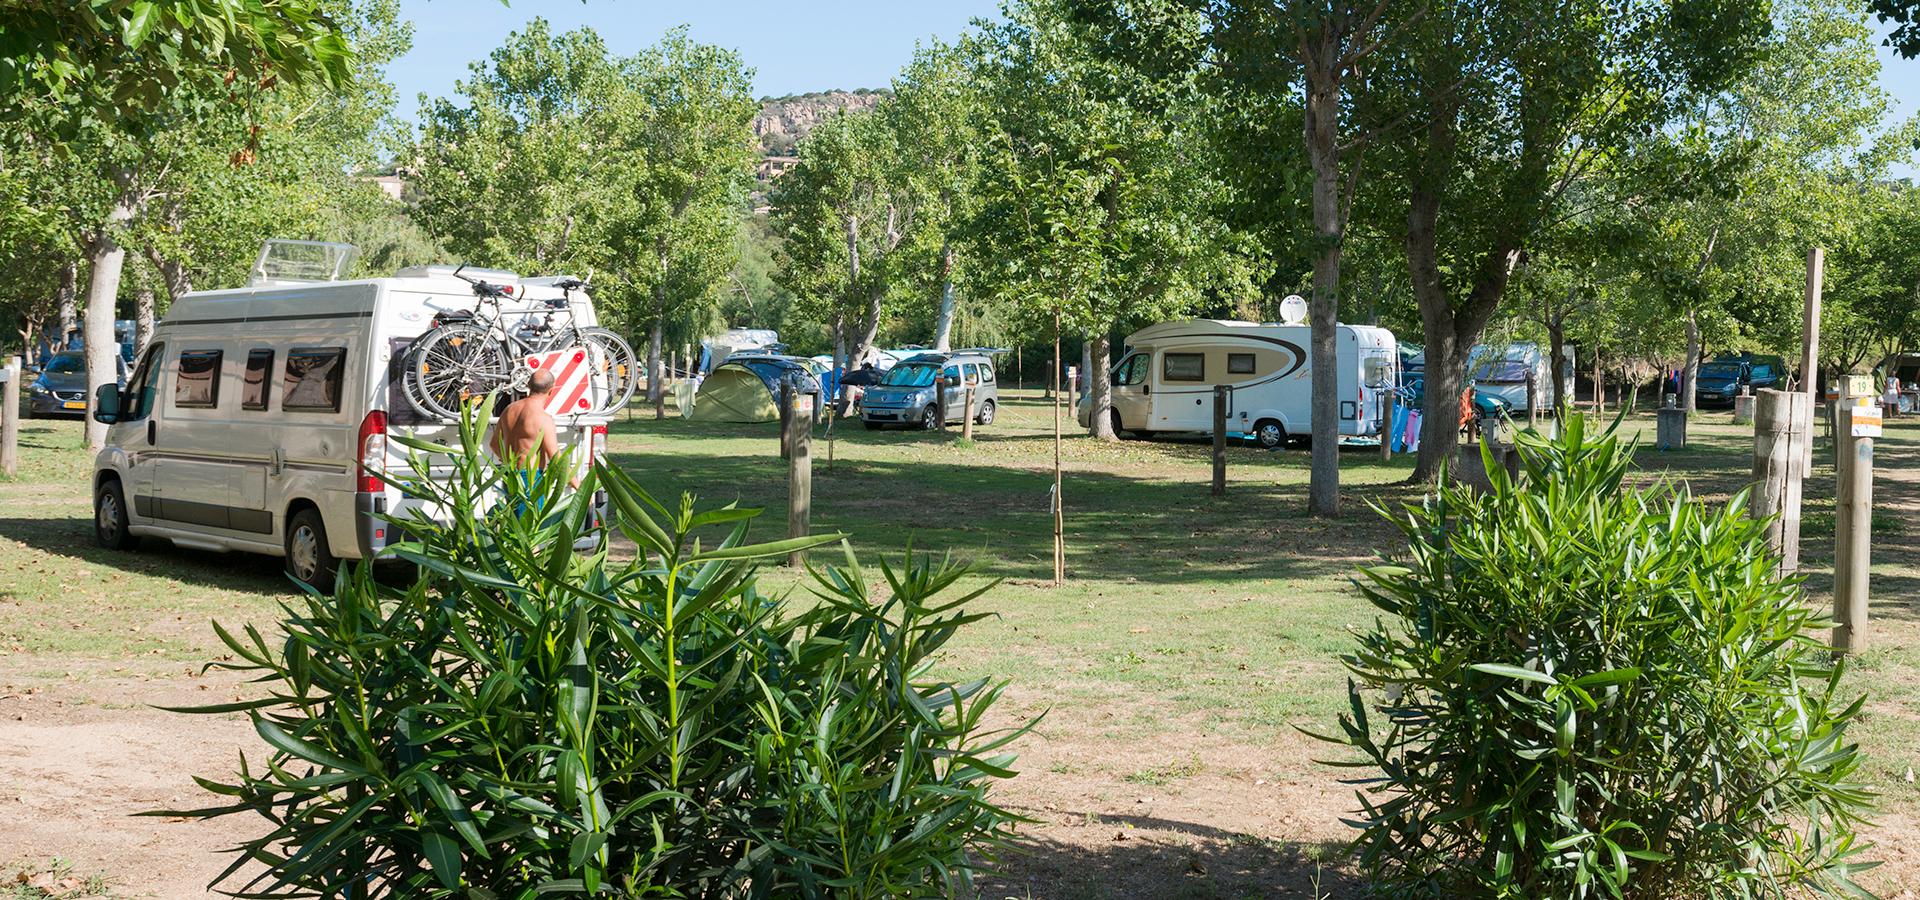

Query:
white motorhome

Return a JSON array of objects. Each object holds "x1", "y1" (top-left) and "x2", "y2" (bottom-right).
[
  {"x1": 1078, "y1": 318, "x2": 1398, "y2": 449},
  {"x1": 88, "y1": 243, "x2": 609, "y2": 590},
  {"x1": 1468, "y1": 342, "x2": 1575, "y2": 412}
]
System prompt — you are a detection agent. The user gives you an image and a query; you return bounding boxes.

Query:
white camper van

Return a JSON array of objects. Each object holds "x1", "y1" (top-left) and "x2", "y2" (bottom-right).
[
  {"x1": 88, "y1": 243, "x2": 610, "y2": 590},
  {"x1": 1468, "y1": 342, "x2": 1575, "y2": 412},
  {"x1": 1078, "y1": 318, "x2": 1398, "y2": 449}
]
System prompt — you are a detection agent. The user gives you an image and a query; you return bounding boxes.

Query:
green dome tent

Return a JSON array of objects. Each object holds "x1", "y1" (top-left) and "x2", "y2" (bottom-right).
[{"x1": 687, "y1": 358, "x2": 822, "y2": 423}]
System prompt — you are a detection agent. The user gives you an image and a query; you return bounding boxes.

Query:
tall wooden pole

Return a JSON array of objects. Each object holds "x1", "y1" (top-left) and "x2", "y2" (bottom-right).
[
  {"x1": 1, "y1": 355, "x2": 21, "y2": 478},
  {"x1": 1211, "y1": 385, "x2": 1228, "y2": 497},
  {"x1": 962, "y1": 383, "x2": 975, "y2": 440},
  {"x1": 1052, "y1": 310, "x2": 1064, "y2": 586},
  {"x1": 1380, "y1": 386, "x2": 1394, "y2": 461},
  {"x1": 1801, "y1": 248, "x2": 1823, "y2": 469},
  {"x1": 1833, "y1": 385, "x2": 1876, "y2": 653}
]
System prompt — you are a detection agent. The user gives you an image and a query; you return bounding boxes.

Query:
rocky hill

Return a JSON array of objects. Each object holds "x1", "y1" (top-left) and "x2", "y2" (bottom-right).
[{"x1": 754, "y1": 90, "x2": 887, "y2": 157}]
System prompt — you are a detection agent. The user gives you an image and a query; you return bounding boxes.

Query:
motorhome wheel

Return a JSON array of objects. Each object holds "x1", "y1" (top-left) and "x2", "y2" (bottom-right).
[
  {"x1": 285, "y1": 509, "x2": 337, "y2": 592},
  {"x1": 1254, "y1": 419, "x2": 1286, "y2": 449}
]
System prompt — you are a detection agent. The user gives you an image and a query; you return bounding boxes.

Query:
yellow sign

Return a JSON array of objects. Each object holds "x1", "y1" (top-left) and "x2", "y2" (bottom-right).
[
  {"x1": 1851, "y1": 405, "x2": 1882, "y2": 438},
  {"x1": 1847, "y1": 375, "x2": 1875, "y2": 398}
]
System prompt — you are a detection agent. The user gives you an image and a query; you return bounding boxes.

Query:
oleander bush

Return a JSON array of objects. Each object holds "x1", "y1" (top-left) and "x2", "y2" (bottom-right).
[
  {"x1": 160, "y1": 406, "x2": 1029, "y2": 898},
  {"x1": 1317, "y1": 416, "x2": 1877, "y2": 898}
]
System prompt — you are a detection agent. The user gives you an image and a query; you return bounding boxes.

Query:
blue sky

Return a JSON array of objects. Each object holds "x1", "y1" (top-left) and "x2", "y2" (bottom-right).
[{"x1": 390, "y1": 1, "x2": 1918, "y2": 172}]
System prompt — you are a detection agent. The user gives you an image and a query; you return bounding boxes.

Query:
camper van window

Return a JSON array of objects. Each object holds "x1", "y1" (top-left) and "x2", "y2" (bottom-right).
[
  {"x1": 173, "y1": 350, "x2": 223, "y2": 409},
  {"x1": 1364, "y1": 357, "x2": 1392, "y2": 388},
  {"x1": 122, "y1": 343, "x2": 163, "y2": 421},
  {"x1": 283, "y1": 348, "x2": 348, "y2": 412},
  {"x1": 1163, "y1": 352, "x2": 1205, "y2": 382},
  {"x1": 1114, "y1": 355, "x2": 1147, "y2": 386},
  {"x1": 243, "y1": 349, "x2": 275, "y2": 410},
  {"x1": 1227, "y1": 353, "x2": 1256, "y2": 375}
]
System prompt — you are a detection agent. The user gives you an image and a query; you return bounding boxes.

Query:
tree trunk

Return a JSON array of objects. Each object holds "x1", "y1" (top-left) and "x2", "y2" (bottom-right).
[
  {"x1": 1088, "y1": 333, "x2": 1115, "y2": 440},
  {"x1": 1592, "y1": 351, "x2": 1604, "y2": 413},
  {"x1": 83, "y1": 192, "x2": 137, "y2": 452},
  {"x1": 932, "y1": 241, "x2": 958, "y2": 351},
  {"x1": 829, "y1": 311, "x2": 845, "y2": 373},
  {"x1": 852, "y1": 287, "x2": 883, "y2": 366},
  {"x1": 649, "y1": 318, "x2": 665, "y2": 420},
  {"x1": 1682, "y1": 306, "x2": 1700, "y2": 413},
  {"x1": 135, "y1": 286, "x2": 156, "y2": 353},
  {"x1": 1304, "y1": 63, "x2": 1343, "y2": 517},
  {"x1": 55, "y1": 263, "x2": 78, "y2": 349}
]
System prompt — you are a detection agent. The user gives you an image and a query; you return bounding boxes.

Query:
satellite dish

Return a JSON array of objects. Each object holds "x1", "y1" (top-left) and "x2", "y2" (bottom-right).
[{"x1": 1279, "y1": 294, "x2": 1308, "y2": 325}]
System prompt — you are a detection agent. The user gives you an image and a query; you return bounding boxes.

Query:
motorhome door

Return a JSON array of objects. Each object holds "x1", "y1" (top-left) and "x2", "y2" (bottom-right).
[{"x1": 1110, "y1": 353, "x2": 1150, "y2": 431}]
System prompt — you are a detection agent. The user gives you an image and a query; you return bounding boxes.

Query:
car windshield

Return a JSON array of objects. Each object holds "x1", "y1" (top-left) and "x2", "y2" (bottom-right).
[
  {"x1": 1699, "y1": 363, "x2": 1742, "y2": 378},
  {"x1": 1471, "y1": 360, "x2": 1531, "y2": 382},
  {"x1": 882, "y1": 363, "x2": 939, "y2": 387},
  {"x1": 45, "y1": 354, "x2": 86, "y2": 375}
]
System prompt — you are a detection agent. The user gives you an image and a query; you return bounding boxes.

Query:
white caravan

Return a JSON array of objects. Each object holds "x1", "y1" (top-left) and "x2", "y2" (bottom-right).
[
  {"x1": 1468, "y1": 342, "x2": 1576, "y2": 412},
  {"x1": 88, "y1": 243, "x2": 609, "y2": 590},
  {"x1": 1078, "y1": 318, "x2": 1398, "y2": 449}
]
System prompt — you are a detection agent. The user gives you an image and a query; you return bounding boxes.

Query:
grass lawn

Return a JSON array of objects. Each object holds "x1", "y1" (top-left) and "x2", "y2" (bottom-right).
[{"x1": 2, "y1": 390, "x2": 1917, "y2": 898}]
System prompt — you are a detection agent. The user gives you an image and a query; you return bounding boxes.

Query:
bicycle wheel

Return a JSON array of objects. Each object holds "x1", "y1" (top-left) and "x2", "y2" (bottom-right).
[
  {"x1": 575, "y1": 327, "x2": 639, "y2": 416},
  {"x1": 409, "y1": 323, "x2": 512, "y2": 421}
]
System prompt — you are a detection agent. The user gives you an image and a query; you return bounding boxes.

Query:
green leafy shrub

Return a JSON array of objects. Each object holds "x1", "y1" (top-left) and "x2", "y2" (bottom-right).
[
  {"x1": 1318, "y1": 416, "x2": 1876, "y2": 898},
  {"x1": 161, "y1": 408, "x2": 1029, "y2": 897}
]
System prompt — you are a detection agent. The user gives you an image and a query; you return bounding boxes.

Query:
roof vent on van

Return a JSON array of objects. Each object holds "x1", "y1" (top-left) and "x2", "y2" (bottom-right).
[{"x1": 248, "y1": 239, "x2": 359, "y2": 286}]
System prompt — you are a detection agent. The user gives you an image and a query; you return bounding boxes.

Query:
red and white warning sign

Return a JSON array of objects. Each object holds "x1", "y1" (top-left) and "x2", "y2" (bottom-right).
[{"x1": 525, "y1": 348, "x2": 595, "y2": 416}]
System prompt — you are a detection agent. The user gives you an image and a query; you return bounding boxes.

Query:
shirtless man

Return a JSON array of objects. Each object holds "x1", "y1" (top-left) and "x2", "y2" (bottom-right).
[{"x1": 490, "y1": 369, "x2": 580, "y2": 491}]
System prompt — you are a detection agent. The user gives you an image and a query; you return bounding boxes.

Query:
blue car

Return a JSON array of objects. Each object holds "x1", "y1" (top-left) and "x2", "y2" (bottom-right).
[{"x1": 1694, "y1": 354, "x2": 1786, "y2": 406}]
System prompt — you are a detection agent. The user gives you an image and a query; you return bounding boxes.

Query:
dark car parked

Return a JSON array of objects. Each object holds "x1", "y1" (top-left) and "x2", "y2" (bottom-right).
[
  {"x1": 25, "y1": 351, "x2": 126, "y2": 418},
  {"x1": 1694, "y1": 353, "x2": 1785, "y2": 406}
]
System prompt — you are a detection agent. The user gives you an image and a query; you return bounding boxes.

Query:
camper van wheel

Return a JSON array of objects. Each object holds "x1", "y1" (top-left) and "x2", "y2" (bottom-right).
[
  {"x1": 975, "y1": 400, "x2": 996, "y2": 426},
  {"x1": 1253, "y1": 419, "x2": 1287, "y2": 450},
  {"x1": 919, "y1": 405, "x2": 941, "y2": 430},
  {"x1": 94, "y1": 478, "x2": 137, "y2": 550},
  {"x1": 285, "y1": 509, "x2": 337, "y2": 592}
]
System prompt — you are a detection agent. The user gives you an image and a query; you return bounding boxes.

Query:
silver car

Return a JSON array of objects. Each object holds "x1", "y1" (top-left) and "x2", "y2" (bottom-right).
[{"x1": 859, "y1": 352, "x2": 1000, "y2": 430}]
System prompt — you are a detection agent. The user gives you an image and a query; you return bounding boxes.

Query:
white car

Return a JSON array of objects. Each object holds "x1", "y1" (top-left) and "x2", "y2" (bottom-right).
[{"x1": 89, "y1": 243, "x2": 611, "y2": 590}]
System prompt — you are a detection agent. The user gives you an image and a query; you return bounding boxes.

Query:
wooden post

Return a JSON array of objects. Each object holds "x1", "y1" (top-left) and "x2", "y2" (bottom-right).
[
  {"x1": 1051, "y1": 310, "x2": 1064, "y2": 586},
  {"x1": 779, "y1": 381, "x2": 792, "y2": 460},
  {"x1": 962, "y1": 383, "x2": 974, "y2": 440},
  {"x1": 1751, "y1": 389, "x2": 1809, "y2": 574},
  {"x1": 1833, "y1": 385, "x2": 1876, "y2": 653},
  {"x1": 1801, "y1": 248, "x2": 1823, "y2": 470},
  {"x1": 785, "y1": 388, "x2": 812, "y2": 568},
  {"x1": 1526, "y1": 372, "x2": 1538, "y2": 429},
  {"x1": 1, "y1": 355, "x2": 20, "y2": 479},
  {"x1": 1016, "y1": 344, "x2": 1023, "y2": 392},
  {"x1": 1380, "y1": 387, "x2": 1394, "y2": 461},
  {"x1": 934, "y1": 376, "x2": 948, "y2": 432},
  {"x1": 1211, "y1": 385, "x2": 1227, "y2": 497}
]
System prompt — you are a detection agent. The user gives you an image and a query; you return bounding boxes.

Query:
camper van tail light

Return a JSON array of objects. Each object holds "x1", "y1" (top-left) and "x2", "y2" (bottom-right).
[
  {"x1": 590, "y1": 424, "x2": 608, "y2": 461},
  {"x1": 357, "y1": 410, "x2": 389, "y2": 493}
]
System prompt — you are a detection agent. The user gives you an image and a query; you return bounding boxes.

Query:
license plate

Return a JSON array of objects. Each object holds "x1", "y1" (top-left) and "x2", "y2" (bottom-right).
[{"x1": 62, "y1": 401, "x2": 85, "y2": 410}]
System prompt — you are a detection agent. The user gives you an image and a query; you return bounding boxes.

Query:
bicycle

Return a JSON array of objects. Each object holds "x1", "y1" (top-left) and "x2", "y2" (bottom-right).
[{"x1": 402, "y1": 266, "x2": 638, "y2": 421}]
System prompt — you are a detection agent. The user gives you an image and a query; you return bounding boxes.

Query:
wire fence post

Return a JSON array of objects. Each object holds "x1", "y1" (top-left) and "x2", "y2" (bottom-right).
[
  {"x1": 1834, "y1": 378, "x2": 1878, "y2": 653},
  {"x1": 1212, "y1": 385, "x2": 1228, "y2": 497},
  {"x1": 1751, "y1": 388, "x2": 1809, "y2": 575}
]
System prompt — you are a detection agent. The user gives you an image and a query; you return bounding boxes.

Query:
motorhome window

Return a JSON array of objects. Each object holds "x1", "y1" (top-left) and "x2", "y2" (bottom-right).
[
  {"x1": 883, "y1": 364, "x2": 938, "y2": 387},
  {"x1": 1364, "y1": 357, "x2": 1392, "y2": 388},
  {"x1": 283, "y1": 348, "x2": 348, "y2": 412},
  {"x1": 1114, "y1": 355, "x2": 1147, "y2": 386},
  {"x1": 1163, "y1": 353, "x2": 1205, "y2": 382},
  {"x1": 1227, "y1": 353, "x2": 1256, "y2": 375},
  {"x1": 243, "y1": 349, "x2": 275, "y2": 410},
  {"x1": 121, "y1": 343, "x2": 163, "y2": 421},
  {"x1": 173, "y1": 350, "x2": 223, "y2": 408}
]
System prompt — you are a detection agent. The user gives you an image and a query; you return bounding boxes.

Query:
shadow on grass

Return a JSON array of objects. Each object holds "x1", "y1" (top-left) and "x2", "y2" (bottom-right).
[
  {"x1": 0, "y1": 514, "x2": 296, "y2": 596},
  {"x1": 980, "y1": 813, "x2": 1361, "y2": 900}
]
